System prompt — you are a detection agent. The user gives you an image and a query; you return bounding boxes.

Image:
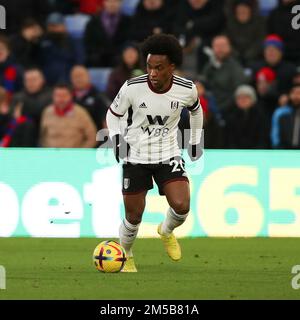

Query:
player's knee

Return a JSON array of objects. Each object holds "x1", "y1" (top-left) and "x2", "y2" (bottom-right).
[
  {"x1": 172, "y1": 199, "x2": 190, "y2": 215},
  {"x1": 125, "y1": 211, "x2": 143, "y2": 225}
]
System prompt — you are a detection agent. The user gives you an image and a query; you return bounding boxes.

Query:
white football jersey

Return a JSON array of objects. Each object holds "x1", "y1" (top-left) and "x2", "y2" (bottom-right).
[{"x1": 109, "y1": 74, "x2": 200, "y2": 164}]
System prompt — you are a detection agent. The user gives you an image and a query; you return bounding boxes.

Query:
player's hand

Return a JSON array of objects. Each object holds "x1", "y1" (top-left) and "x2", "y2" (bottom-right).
[
  {"x1": 188, "y1": 143, "x2": 203, "y2": 162},
  {"x1": 112, "y1": 134, "x2": 130, "y2": 163}
]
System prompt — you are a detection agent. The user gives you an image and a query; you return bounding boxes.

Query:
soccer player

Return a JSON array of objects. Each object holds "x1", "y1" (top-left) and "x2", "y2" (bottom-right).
[{"x1": 106, "y1": 34, "x2": 203, "y2": 272}]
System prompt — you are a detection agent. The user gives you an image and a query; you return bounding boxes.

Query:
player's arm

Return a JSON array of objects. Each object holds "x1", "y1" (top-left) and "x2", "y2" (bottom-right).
[
  {"x1": 186, "y1": 85, "x2": 204, "y2": 161},
  {"x1": 106, "y1": 82, "x2": 131, "y2": 162}
]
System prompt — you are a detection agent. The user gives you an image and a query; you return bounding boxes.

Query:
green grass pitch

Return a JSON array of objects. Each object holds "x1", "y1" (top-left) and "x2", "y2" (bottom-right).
[{"x1": 1, "y1": 237, "x2": 300, "y2": 300}]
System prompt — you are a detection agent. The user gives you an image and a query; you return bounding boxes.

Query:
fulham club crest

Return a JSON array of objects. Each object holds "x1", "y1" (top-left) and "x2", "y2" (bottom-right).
[
  {"x1": 124, "y1": 178, "x2": 130, "y2": 190},
  {"x1": 171, "y1": 101, "x2": 179, "y2": 110}
]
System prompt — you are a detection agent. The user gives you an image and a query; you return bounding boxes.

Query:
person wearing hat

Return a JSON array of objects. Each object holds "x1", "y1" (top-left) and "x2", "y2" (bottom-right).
[
  {"x1": 255, "y1": 66, "x2": 279, "y2": 122},
  {"x1": 267, "y1": 0, "x2": 300, "y2": 65},
  {"x1": 250, "y1": 34, "x2": 296, "y2": 96},
  {"x1": 38, "y1": 12, "x2": 76, "y2": 85},
  {"x1": 225, "y1": 84, "x2": 269, "y2": 149}
]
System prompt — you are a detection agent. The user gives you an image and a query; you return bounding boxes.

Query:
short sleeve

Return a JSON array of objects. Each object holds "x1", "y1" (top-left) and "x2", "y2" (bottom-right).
[
  {"x1": 109, "y1": 82, "x2": 131, "y2": 117},
  {"x1": 185, "y1": 84, "x2": 200, "y2": 112}
]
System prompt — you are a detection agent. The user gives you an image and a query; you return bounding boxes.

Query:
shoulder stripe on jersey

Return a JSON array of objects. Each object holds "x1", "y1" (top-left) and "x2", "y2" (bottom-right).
[
  {"x1": 127, "y1": 80, "x2": 148, "y2": 86},
  {"x1": 128, "y1": 74, "x2": 148, "y2": 80},
  {"x1": 173, "y1": 79, "x2": 193, "y2": 87},
  {"x1": 187, "y1": 100, "x2": 200, "y2": 112},
  {"x1": 127, "y1": 77, "x2": 148, "y2": 84},
  {"x1": 173, "y1": 76, "x2": 193, "y2": 86},
  {"x1": 109, "y1": 107, "x2": 123, "y2": 117},
  {"x1": 173, "y1": 81, "x2": 193, "y2": 90},
  {"x1": 127, "y1": 75, "x2": 148, "y2": 84}
]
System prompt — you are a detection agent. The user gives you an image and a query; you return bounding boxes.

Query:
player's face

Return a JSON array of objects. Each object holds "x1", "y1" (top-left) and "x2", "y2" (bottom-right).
[
  {"x1": 53, "y1": 88, "x2": 72, "y2": 108},
  {"x1": 147, "y1": 54, "x2": 175, "y2": 91}
]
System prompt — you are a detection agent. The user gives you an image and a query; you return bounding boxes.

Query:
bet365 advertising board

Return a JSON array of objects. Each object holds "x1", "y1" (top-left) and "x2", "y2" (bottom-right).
[{"x1": 0, "y1": 148, "x2": 300, "y2": 238}]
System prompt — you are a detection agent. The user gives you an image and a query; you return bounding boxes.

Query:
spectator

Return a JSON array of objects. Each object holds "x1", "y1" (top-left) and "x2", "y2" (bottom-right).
[
  {"x1": 226, "y1": 85, "x2": 269, "y2": 148},
  {"x1": 202, "y1": 35, "x2": 247, "y2": 115},
  {"x1": 173, "y1": 0, "x2": 225, "y2": 74},
  {"x1": 267, "y1": 0, "x2": 300, "y2": 65},
  {"x1": 0, "y1": 86, "x2": 36, "y2": 147},
  {"x1": 292, "y1": 67, "x2": 300, "y2": 86},
  {"x1": 11, "y1": 67, "x2": 52, "y2": 143},
  {"x1": 194, "y1": 78, "x2": 225, "y2": 148},
  {"x1": 255, "y1": 66, "x2": 279, "y2": 121},
  {"x1": 0, "y1": 36, "x2": 23, "y2": 97},
  {"x1": 106, "y1": 43, "x2": 144, "y2": 100},
  {"x1": 71, "y1": 65, "x2": 110, "y2": 130},
  {"x1": 84, "y1": 0, "x2": 132, "y2": 67},
  {"x1": 226, "y1": 0, "x2": 266, "y2": 66},
  {"x1": 271, "y1": 84, "x2": 300, "y2": 148},
  {"x1": 38, "y1": 12, "x2": 76, "y2": 85},
  {"x1": 46, "y1": 0, "x2": 78, "y2": 14},
  {"x1": 40, "y1": 84, "x2": 97, "y2": 148},
  {"x1": 10, "y1": 19, "x2": 44, "y2": 68},
  {"x1": 75, "y1": 0, "x2": 104, "y2": 14},
  {"x1": 0, "y1": 0, "x2": 49, "y2": 35},
  {"x1": 250, "y1": 34, "x2": 296, "y2": 95},
  {"x1": 130, "y1": 0, "x2": 172, "y2": 42}
]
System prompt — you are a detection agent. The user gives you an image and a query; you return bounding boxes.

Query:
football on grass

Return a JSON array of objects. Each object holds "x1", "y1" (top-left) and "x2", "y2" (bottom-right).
[{"x1": 93, "y1": 240, "x2": 127, "y2": 273}]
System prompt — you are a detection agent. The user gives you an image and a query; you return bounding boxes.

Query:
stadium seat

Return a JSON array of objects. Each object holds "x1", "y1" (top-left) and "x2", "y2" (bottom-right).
[
  {"x1": 121, "y1": 0, "x2": 140, "y2": 16},
  {"x1": 64, "y1": 14, "x2": 91, "y2": 39},
  {"x1": 258, "y1": 0, "x2": 278, "y2": 16},
  {"x1": 88, "y1": 68, "x2": 112, "y2": 92},
  {"x1": 64, "y1": 14, "x2": 91, "y2": 64}
]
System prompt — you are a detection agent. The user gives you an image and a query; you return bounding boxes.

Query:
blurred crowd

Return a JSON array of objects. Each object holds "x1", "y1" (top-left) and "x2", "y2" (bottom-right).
[{"x1": 0, "y1": 0, "x2": 300, "y2": 149}]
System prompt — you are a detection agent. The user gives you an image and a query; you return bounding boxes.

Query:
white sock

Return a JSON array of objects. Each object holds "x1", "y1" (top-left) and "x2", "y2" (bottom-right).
[
  {"x1": 119, "y1": 218, "x2": 140, "y2": 257},
  {"x1": 161, "y1": 207, "x2": 188, "y2": 236}
]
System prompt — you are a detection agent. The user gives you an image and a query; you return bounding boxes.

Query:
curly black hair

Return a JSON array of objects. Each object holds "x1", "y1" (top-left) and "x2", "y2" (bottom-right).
[{"x1": 140, "y1": 34, "x2": 183, "y2": 67}]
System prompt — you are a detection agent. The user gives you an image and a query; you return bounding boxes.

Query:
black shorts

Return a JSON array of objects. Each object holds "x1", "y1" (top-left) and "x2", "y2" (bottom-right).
[{"x1": 122, "y1": 157, "x2": 189, "y2": 195}]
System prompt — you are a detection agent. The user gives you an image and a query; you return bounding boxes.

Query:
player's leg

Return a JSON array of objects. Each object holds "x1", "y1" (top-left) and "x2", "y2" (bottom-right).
[
  {"x1": 161, "y1": 180, "x2": 190, "y2": 235},
  {"x1": 120, "y1": 163, "x2": 152, "y2": 272},
  {"x1": 119, "y1": 191, "x2": 147, "y2": 258},
  {"x1": 157, "y1": 180, "x2": 189, "y2": 261},
  {"x1": 154, "y1": 157, "x2": 190, "y2": 261},
  {"x1": 120, "y1": 191, "x2": 147, "y2": 272}
]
